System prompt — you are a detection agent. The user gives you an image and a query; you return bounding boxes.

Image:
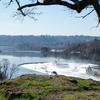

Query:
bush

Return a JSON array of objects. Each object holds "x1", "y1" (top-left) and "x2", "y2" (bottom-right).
[{"x1": 0, "y1": 59, "x2": 17, "y2": 80}]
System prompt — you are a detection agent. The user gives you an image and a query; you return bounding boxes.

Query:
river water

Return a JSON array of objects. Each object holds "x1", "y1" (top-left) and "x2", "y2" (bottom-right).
[{"x1": 0, "y1": 52, "x2": 100, "y2": 81}]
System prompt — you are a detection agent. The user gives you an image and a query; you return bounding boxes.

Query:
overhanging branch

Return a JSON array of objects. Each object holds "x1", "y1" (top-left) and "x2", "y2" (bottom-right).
[
  {"x1": 16, "y1": 0, "x2": 100, "y2": 22},
  {"x1": 15, "y1": 0, "x2": 26, "y2": 16},
  {"x1": 17, "y1": 0, "x2": 92, "y2": 13}
]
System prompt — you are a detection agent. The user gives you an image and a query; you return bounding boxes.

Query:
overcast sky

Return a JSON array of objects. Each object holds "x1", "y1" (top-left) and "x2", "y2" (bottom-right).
[{"x1": 0, "y1": 1, "x2": 100, "y2": 36}]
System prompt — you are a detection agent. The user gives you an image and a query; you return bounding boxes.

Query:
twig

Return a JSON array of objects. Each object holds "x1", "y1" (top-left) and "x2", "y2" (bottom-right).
[
  {"x1": 15, "y1": 0, "x2": 26, "y2": 16},
  {"x1": 82, "y1": 9, "x2": 94, "y2": 19}
]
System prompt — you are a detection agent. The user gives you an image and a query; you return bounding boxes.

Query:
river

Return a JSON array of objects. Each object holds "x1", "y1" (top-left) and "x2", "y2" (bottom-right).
[{"x1": 0, "y1": 51, "x2": 100, "y2": 81}]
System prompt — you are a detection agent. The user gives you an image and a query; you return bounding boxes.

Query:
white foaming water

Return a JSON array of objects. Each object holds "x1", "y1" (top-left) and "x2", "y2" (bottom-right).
[{"x1": 19, "y1": 61, "x2": 100, "y2": 81}]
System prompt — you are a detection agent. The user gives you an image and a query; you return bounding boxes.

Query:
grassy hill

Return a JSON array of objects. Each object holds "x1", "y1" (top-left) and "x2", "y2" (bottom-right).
[{"x1": 0, "y1": 75, "x2": 100, "y2": 100}]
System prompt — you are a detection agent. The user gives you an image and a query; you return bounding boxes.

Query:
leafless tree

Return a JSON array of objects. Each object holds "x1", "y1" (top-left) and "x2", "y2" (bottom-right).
[
  {"x1": 1, "y1": 0, "x2": 100, "y2": 24},
  {"x1": 9, "y1": 64, "x2": 17, "y2": 79},
  {"x1": 0, "y1": 59, "x2": 10, "y2": 80},
  {"x1": 0, "y1": 59, "x2": 18, "y2": 80}
]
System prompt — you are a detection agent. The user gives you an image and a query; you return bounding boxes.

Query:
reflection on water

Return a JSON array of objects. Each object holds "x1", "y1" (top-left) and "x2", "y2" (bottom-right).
[
  {"x1": 0, "y1": 53, "x2": 95, "y2": 66},
  {"x1": 0, "y1": 55, "x2": 59, "y2": 65},
  {"x1": 1, "y1": 51, "x2": 41, "y2": 57}
]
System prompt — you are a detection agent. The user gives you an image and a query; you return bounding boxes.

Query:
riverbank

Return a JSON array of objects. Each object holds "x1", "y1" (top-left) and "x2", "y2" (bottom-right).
[{"x1": 0, "y1": 75, "x2": 100, "y2": 100}]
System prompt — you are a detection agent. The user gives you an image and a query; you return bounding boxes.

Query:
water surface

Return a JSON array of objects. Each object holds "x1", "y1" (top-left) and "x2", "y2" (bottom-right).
[{"x1": 0, "y1": 52, "x2": 100, "y2": 81}]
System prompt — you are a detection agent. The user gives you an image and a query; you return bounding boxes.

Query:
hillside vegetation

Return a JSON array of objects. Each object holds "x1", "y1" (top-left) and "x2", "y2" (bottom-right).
[
  {"x1": 0, "y1": 35, "x2": 99, "y2": 51},
  {"x1": 64, "y1": 39, "x2": 100, "y2": 61},
  {"x1": 0, "y1": 75, "x2": 100, "y2": 100}
]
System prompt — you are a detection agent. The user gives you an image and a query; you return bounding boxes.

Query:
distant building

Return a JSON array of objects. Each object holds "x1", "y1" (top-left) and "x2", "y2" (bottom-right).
[{"x1": 50, "y1": 49, "x2": 64, "y2": 53}]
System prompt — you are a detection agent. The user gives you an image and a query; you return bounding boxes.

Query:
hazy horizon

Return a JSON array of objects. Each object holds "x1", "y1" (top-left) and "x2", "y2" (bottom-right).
[{"x1": 0, "y1": 34, "x2": 100, "y2": 37}]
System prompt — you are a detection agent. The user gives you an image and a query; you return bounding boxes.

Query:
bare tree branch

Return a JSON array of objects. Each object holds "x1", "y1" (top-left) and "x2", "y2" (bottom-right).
[
  {"x1": 91, "y1": 0, "x2": 100, "y2": 22},
  {"x1": 2, "y1": 0, "x2": 100, "y2": 23},
  {"x1": 8, "y1": 0, "x2": 13, "y2": 5},
  {"x1": 15, "y1": 0, "x2": 26, "y2": 16},
  {"x1": 82, "y1": 9, "x2": 94, "y2": 19}
]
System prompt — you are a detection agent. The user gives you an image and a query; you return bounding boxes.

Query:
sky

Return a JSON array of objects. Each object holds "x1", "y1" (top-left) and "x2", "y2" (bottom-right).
[{"x1": 0, "y1": 1, "x2": 100, "y2": 36}]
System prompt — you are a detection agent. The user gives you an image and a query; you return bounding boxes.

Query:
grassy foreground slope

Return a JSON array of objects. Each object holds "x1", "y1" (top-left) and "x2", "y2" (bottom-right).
[{"x1": 0, "y1": 75, "x2": 100, "y2": 100}]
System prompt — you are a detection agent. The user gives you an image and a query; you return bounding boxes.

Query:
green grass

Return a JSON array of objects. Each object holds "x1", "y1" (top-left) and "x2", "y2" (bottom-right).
[
  {"x1": 64, "y1": 92, "x2": 100, "y2": 100},
  {"x1": 0, "y1": 93, "x2": 6, "y2": 100},
  {"x1": 64, "y1": 94, "x2": 75, "y2": 100},
  {"x1": 21, "y1": 80, "x2": 50, "y2": 87},
  {"x1": 0, "y1": 75, "x2": 100, "y2": 100}
]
